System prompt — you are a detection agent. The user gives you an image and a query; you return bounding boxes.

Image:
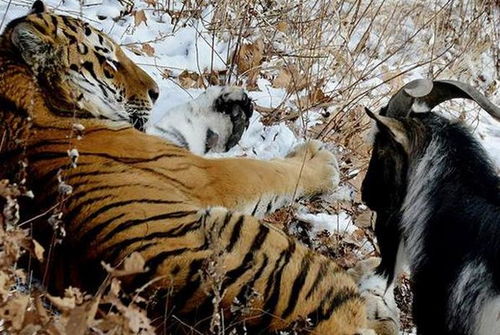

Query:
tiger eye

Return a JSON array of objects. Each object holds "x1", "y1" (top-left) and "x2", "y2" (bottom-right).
[{"x1": 103, "y1": 68, "x2": 114, "y2": 79}]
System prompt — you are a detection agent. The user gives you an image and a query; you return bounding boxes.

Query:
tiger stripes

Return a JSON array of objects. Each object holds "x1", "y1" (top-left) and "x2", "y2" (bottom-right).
[{"x1": 0, "y1": 3, "x2": 397, "y2": 334}]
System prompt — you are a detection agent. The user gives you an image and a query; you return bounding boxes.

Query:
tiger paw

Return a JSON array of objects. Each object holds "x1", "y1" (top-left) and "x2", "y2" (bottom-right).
[
  {"x1": 147, "y1": 86, "x2": 253, "y2": 154},
  {"x1": 286, "y1": 140, "x2": 340, "y2": 195},
  {"x1": 213, "y1": 87, "x2": 254, "y2": 150},
  {"x1": 213, "y1": 87, "x2": 253, "y2": 121},
  {"x1": 350, "y1": 258, "x2": 400, "y2": 335}
]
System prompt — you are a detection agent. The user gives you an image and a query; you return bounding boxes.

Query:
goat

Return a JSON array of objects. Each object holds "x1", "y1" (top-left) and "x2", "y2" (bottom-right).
[{"x1": 361, "y1": 79, "x2": 500, "y2": 335}]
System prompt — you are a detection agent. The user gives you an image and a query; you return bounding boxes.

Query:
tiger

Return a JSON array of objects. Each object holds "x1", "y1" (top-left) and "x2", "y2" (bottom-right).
[{"x1": 0, "y1": 2, "x2": 399, "y2": 334}]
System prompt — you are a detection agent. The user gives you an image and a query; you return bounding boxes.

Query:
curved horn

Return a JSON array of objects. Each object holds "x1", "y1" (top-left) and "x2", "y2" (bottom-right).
[
  {"x1": 383, "y1": 79, "x2": 434, "y2": 117},
  {"x1": 385, "y1": 79, "x2": 500, "y2": 122},
  {"x1": 420, "y1": 80, "x2": 500, "y2": 121}
]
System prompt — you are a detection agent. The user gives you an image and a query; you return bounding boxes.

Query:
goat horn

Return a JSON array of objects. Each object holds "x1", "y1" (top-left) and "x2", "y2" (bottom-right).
[
  {"x1": 385, "y1": 79, "x2": 500, "y2": 122},
  {"x1": 383, "y1": 79, "x2": 434, "y2": 117},
  {"x1": 420, "y1": 80, "x2": 500, "y2": 121}
]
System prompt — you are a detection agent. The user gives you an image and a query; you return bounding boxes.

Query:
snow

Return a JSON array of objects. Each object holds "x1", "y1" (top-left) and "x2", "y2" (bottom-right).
[
  {"x1": 296, "y1": 210, "x2": 356, "y2": 236},
  {"x1": 218, "y1": 113, "x2": 298, "y2": 159}
]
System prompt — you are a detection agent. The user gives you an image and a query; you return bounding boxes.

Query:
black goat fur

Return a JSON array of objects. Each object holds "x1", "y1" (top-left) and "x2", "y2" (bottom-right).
[{"x1": 362, "y1": 111, "x2": 500, "y2": 335}]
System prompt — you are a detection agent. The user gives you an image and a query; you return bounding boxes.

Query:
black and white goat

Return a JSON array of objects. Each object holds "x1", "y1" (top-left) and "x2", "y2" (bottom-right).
[{"x1": 361, "y1": 79, "x2": 500, "y2": 335}]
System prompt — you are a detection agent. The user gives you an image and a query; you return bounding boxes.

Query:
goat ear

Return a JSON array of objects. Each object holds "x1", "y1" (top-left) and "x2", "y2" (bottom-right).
[{"x1": 365, "y1": 107, "x2": 409, "y2": 150}]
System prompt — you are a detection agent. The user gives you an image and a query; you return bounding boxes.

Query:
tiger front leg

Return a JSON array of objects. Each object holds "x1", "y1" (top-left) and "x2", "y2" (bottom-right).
[{"x1": 196, "y1": 140, "x2": 340, "y2": 217}]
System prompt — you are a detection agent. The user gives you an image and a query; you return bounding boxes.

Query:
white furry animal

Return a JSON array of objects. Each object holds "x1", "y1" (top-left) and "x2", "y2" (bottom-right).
[{"x1": 147, "y1": 86, "x2": 253, "y2": 154}]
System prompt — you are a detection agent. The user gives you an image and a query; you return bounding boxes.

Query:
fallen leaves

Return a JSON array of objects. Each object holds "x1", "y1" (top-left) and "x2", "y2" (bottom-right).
[
  {"x1": 178, "y1": 69, "x2": 205, "y2": 88},
  {"x1": 0, "y1": 295, "x2": 30, "y2": 330},
  {"x1": 0, "y1": 185, "x2": 155, "y2": 335},
  {"x1": 102, "y1": 252, "x2": 148, "y2": 277},
  {"x1": 177, "y1": 70, "x2": 223, "y2": 88},
  {"x1": 272, "y1": 65, "x2": 309, "y2": 92},
  {"x1": 234, "y1": 39, "x2": 264, "y2": 75},
  {"x1": 234, "y1": 39, "x2": 264, "y2": 87},
  {"x1": 141, "y1": 43, "x2": 155, "y2": 57},
  {"x1": 134, "y1": 9, "x2": 147, "y2": 27}
]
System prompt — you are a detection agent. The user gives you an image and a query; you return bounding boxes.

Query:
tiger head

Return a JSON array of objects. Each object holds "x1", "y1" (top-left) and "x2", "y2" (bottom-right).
[{"x1": 3, "y1": 1, "x2": 159, "y2": 130}]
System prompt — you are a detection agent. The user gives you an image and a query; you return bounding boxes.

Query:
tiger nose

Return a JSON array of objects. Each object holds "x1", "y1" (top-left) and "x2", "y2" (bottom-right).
[{"x1": 148, "y1": 88, "x2": 159, "y2": 104}]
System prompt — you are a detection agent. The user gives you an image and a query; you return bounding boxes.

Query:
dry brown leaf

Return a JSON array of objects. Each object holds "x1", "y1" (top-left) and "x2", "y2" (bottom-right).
[
  {"x1": 162, "y1": 68, "x2": 173, "y2": 79},
  {"x1": 0, "y1": 179, "x2": 21, "y2": 198},
  {"x1": 134, "y1": 9, "x2": 147, "y2": 27},
  {"x1": 0, "y1": 271, "x2": 10, "y2": 300},
  {"x1": 110, "y1": 277, "x2": 121, "y2": 296},
  {"x1": 354, "y1": 210, "x2": 373, "y2": 228},
  {"x1": 65, "y1": 298, "x2": 100, "y2": 335},
  {"x1": 19, "y1": 324, "x2": 42, "y2": 335},
  {"x1": 65, "y1": 311, "x2": 87, "y2": 335},
  {"x1": 272, "y1": 65, "x2": 309, "y2": 93},
  {"x1": 343, "y1": 229, "x2": 365, "y2": 247},
  {"x1": 109, "y1": 298, "x2": 155, "y2": 334},
  {"x1": 45, "y1": 287, "x2": 84, "y2": 313},
  {"x1": 276, "y1": 21, "x2": 288, "y2": 32},
  {"x1": 206, "y1": 71, "x2": 220, "y2": 85},
  {"x1": 178, "y1": 70, "x2": 204, "y2": 89},
  {"x1": 308, "y1": 86, "x2": 332, "y2": 106},
  {"x1": 101, "y1": 279, "x2": 155, "y2": 335},
  {"x1": 144, "y1": 0, "x2": 156, "y2": 6},
  {"x1": 293, "y1": 86, "x2": 332, "y2": 110},
  {"x1": 141, "y1": 43, "x2": 155, "y2": 57},
  {"x1": 33, "y1": 240, "x2": 44, "y2": 262},
  {"x1": 337, "y1": 252, "x2": 359, "y2": 268},
  {"x1": 272, "y1": 68, "x2": 292, "y2": 89},
  {"x1": 128, "y1": 307, "x2": 154, "y2": 334},
  {"x1": 34, "y1": 293, "x2": 51, "y2": 325},
  {"x1": 0, "y1": 295, "x2": 30, "y2": 330},
  {"x1": 234, "y1": 39, "x2": 264, "y2": 75},
  {"x1": 14, "y1": 269, "x2": 26, "y2": 284},
  {"x1": 12, "y1": 235, "x2": 41, "y2": 262},
  {"x1": 103, "y1": 252, "x2": 147, "y2": 277},
  {"x1": 46, "y1": 294, "x2": 76, "y2": 311}
]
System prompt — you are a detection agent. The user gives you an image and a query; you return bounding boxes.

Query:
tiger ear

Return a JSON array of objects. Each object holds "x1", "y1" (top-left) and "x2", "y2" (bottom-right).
[
  {"x1": 365, "y1": 107, "x2": 409, "y2": 151},
  {"x1": 11, "y1": 2, "x2": 53, "y2": 69},
  {"x1": 11, "y1": 21, "x2": 57, "y2": 73},
  {"x1": 30, "y1": 1, "x2": 47, "y2": 14}
]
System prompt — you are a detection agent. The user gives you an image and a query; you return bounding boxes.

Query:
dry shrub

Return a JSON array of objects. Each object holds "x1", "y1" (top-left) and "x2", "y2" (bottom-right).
[{"x1": 0, "y1": 192, "x2": 155, "y2": 335}]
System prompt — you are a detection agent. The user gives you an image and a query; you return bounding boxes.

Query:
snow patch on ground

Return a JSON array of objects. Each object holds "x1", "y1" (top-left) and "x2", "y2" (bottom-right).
[{"x1": 296, "y1": 210, "x2": 356, "y2": 236}]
